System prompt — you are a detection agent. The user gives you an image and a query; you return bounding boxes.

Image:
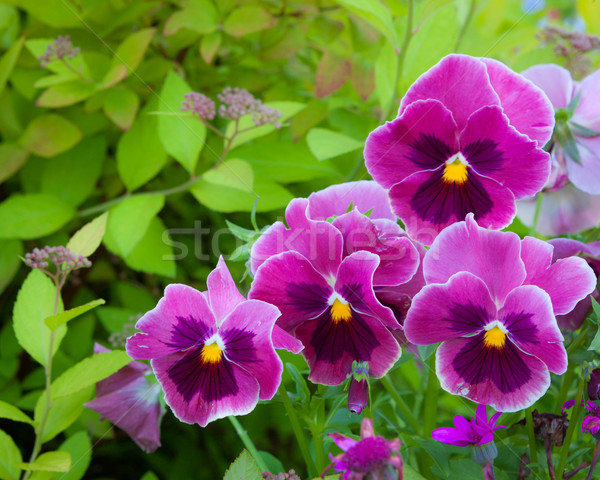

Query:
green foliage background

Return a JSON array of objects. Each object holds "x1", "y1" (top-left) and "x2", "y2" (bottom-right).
[{"x1": 0, "y1": 0, "x2": 599, "y2": 479}]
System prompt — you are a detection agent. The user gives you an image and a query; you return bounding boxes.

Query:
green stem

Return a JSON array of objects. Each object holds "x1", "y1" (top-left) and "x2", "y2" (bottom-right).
[
  {"x1": 529, "y1": 193, "x2": 544, "y2": 237},
  {"x1": 380, "y1": 376, "x2": 421, "y2": 434},
  {"x1": 585, "y1": 439, "x2": 600, "y2": 480},
  {"x1": 422, "y1": 356, "x2": 439, "y2": 438},
  {"x1": 567, "y1": 323, "x2": 590, "y2": 355},
  {"x1": 556, "y1": 373, "x2": 585, "y2": 479},
  {"x1": 278, "y1": 382, "x2": 317, "y2": 478},
  {"x1": 228, "y1": 416, "x2": 268, "y2": 473},
  {"x1": 555, "y1": 366, "x2": 575, "y2": 414},
  {"x1": 60, "y1": 57, "x2": 94, "y2": 83},
  {"x1": 454, "y1": 0, "x2": 476, "y2": 51},
  {"x1": 309, "y1": 400, "x2": 326, "y2": 473},
  {"x1": 525, "y1": 406, "x2": 538, "y2": 466}
]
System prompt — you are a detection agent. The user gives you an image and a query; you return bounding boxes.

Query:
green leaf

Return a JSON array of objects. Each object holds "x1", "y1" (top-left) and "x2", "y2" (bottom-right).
[
  {"x1": 403, "y1": 464, "x2": 427, "y2": 480},
  {"x1": 45, "y1": 299, "x2": 105, "y2": 331},
  {"x1": 0, "y1": 194, "x2": 76, "y2": 240},
  {"x1": 0, "y1": 144, "x2": 28, "y2": 184},
  {"x1": 223, "y1": 6, "x2": 276, "y2": 37},
  {"x1": 1, "y1": 0, "x2": 79, "y2": 27},
  {"x1": 222, "y1": 450, "x2": 262, "y2": 480},
  {"x1": 203, "y1": 159, "x2": 254, "y2": 193},
  {"x1": 225, "y1": 220, "x2": 258, "y2": 242},
  {"x1": 19, "y1": 114, "x2": 82, "y2": 158},
  {"x1": 200, "y1": 31, "x2": 221, "y2": 63},
  {"x1": 124, "y1": 217, "x2": 176, "y2": 277},
  {"x1": 555, "y1": 121, "x2": 581, "y2": 165},
  {"x1": 99, "y1": 28, "x2": 156, "y2": 89},
  {"x1": 163, "y1": 0, "x2": 218, "y2": 36},
  {"x1": 285, "y1": 363, "x2": 310, "y2": 404},
  {"x1": 0, "y1": 239, "x2": 21, "y2": 295},
  {"x1": 103, "y1": 87, "x2": 139, "y2": 130},
  {"x1": 338, "y1": 0, "x2": 399, "y2": 49},
  {"x1": 0, "y1": 36, "x2": 23, "y2": 98},
  {"x1": 306, "y1": 128, "x2": 363, "y2": 161},
  {"x1": 157, "y1": 71, "x2": 206, "y2": 173},
  {"x1": 53, "y1": 432, "x2": 91, "y2": 480},
  {"x1": 225, "y1": 101, "x2": 304, "y2": 150},
  {"x1": 140, "y1": 472, "x2": 159, "y2": 480},
  {"x1": 105, "y1": 194, "x2": 165, "y2": 257},
  {"x1": 12, "y1": 270, "x2": 66, "y2": 366},
  {"x1": 569, "y1": 121, "x2": 600, "y2": 138},
  {"x1": 315, "y1": 51, "x2": 351, "y2": 98},
  {"x1": 67, "y1": 212, "x2": 108, "y2": 257},
  {"x1": 17, "y1": 452, "x2": 70, "y2": 472},
  {"x1": 25, "y1": 39, "x2": 91, "y2": 81},
  {"x1": 375, "y1": 42, "x2": 398, "y2": 113},
  {"x1": 36, "y1": 81, "x2": 96, "y2": 108},
  {"x1": 0, "y1": 429, "x2": 21, "y2": 480},
  {"x1": 0, "y1": 401, "x2": 35, "y2": 426},
  {"x1": 40, "y1": 135, "x2": 106, "y2": 207},
  {"x1": 35, "y1": 386, "x2": 93, "y2": 443},
  {"x1": 588, "y1": 297, "x2": 600, "y2": 351},
  {"x1": 116, "y1": 98, "x2": 168, "y2": 190}
]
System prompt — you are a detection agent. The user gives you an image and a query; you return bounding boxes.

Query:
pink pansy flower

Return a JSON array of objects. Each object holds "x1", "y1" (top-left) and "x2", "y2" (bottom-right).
[
  {"x1": 85, "y1": 344, "x2": 164, "y2": 453},
  {"x1": 432, "y1": 404, "x2": 505, "y2": 447},
  {"x1": 365, "y1": 54, "x2": 554, "y2": 245},
  {"x1": 404, "y1": 214, "x2": 596, "y2": 412},
  {"x1": 126, "y1": 257, "x2": 300, "y2": 427}
]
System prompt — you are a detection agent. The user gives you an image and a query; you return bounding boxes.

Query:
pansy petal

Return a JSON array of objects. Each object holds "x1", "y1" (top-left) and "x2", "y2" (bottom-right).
[
  {"x1": 404, "y1": 271, "x2": 495, "y2": 344},
  {"x1": 249, "y1": 251, "x2": 331, "y2": 332},
  {"x1": 329, "y1": 433, "x2": 358, "y2": 451},
  {"x1": 399, "y1": 54, "x2": 501, "y2": 131},
  {"x1": 572, "y1": 68, "x2": 600, "y2": 130},
  {"x1": 271, "y1": 324, "x2": 304, "y2": 353},
  {"x1": 565, "y1": 136, "x2": 600, "y2": 195},
  {"x1": 152, "y1": 352, "x2": 259, "y2": 427},
  {"x1": 365, "y1": 99, "x2": 460, "y2": 188},
  {"x1": 521, "y1": 64, "x2": 574, "y2": 110},
  {"x1": 500, "y1": 285, "x2": 566, "y2": 374},
  {"x1": 549, "y1": 238, "x2": 600, "y2": 261},
  {"x1": 219, "y1": 300, "x2": 282, "y2": 400},
  {"x1": 207, "y1": 256, "x2": 245, "y2": 324},
  {"x1": 475, "y1": 404, "x2": 488, "y2": 426},
  {"x1": 307, "y1": 181, "x2": 396, "y2": 221},
  {"x1": 437, "y1": 335, "x2": 551, "y2": 412},
  {"x1": 582, "y1": 416, "x2": 600, "y2": 434},
  {"x1": 481, "y1": 58, "x2": 555, "y2": 146},
  {"x1": 424, "y1": 214, "x2": 526, "y2": 304},
  {"x1": 431, "y1": 427, "x2": 472, "y2": 446},
  {"x1": 460, "y1": 105, "x2": 551, "y2": 199}
]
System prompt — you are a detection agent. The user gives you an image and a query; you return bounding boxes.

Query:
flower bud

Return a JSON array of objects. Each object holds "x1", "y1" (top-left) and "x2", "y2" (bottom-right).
[
  {"x1": 588, "y1": 368, "x2": 600, "y2": 401},
  {"x1": 348, "y1": 361, "x2": 369, "y2": 414},
  {"x1": 470, "y1": 440, "x2": 498, "y2": 465}
]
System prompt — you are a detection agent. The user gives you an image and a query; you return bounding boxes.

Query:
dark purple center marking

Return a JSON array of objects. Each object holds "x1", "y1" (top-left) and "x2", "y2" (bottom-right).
[
  {"x1": 169, "y1": 315, "x2": 213, "y2": 350},
  {"x1": 285, "y1": 282, "x2": 330, "y2": 319},
  {"x1": 452, "y1": 332, "x2": 532, "y2": 394},
  {"x1": 222, "y1": 328, "x2": 259, "y2": 365},
  {"x1": 446, "y1": 301, "x2": 491, "y2": 335},
  {"x1": 462, "y1": 138, "x2": 505, "y2": 176},
  {"x1": 501, "y1": 311, "x2": 539, "y2": 345},
  {"x1": 408, "y1": 132, "x2": 454, "y2": 170}
]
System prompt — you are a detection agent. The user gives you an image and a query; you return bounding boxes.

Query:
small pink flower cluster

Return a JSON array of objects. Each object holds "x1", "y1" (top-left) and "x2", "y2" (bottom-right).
[
  {"x1": 24, "y1": 245, "x2": 91, "y2": 271},
  {"x1": 38, "y1": 35, "x2": 80, "y2": 67}
]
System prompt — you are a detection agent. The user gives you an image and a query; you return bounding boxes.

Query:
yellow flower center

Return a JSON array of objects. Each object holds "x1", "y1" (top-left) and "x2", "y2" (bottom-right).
[
  {"x1": 442, "y1": 157, "x2": 468, "y2": 184},
  {"x1": 483, "y1": 326, "x2": 506, "y2": 349},
  {"x1": 200, "y1": 342, "x2": 222, "y2": 363},
  {"x1": 331, "y1": 299, "x2": 352, "y2": 324}
]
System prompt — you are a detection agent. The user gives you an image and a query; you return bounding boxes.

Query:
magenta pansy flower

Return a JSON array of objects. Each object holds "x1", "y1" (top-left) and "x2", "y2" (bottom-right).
[
  {"x1": 522, "y1": 64, "x2": 600, "y2": 195},
  {"x1": 250, "y1": 195, "x2": 414, "y2": 385},
  {"x1": 126, "y1": 257, "x2": 295, "y2": 427},
  {"x1": 326, "y1": 418, "x2": 403, "y2": 480},
  {"x1": 563, "y1": 400, "x2": 600, "y2": 436},
  {"x1": 85, "y1": 344, "x2": 164, "y2": 453},
  {"x1": 404, "y1": 214, "x2": 596, "y2": 411},
  {"x1": 365, "y1": 54, "x2": 554, "y2": 245},
  {"x1": 432, "y1": 404, "x2": 505, "y2": 447}
]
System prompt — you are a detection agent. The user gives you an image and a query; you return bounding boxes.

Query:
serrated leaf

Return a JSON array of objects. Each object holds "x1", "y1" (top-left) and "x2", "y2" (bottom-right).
[
  {"x1": 103, "y1": 87, "x2": 139, "y2": 130},
  {"x1": 223, "y1": 450, "x2": 262, "y2": 480},
  {"x1": 19, "y1": 114, "x2": 82, "y2": 158},
  {"x1": 0, "y1": 144, "x2": 28, "y2": 184},
  {"x1": 0, "y1": 429, "x2": 22, "y2": 480},
  {"x1": 157, "y1": 71, "x2": 206, "y2": 173},
  {"x1": 203, "y1": 159, "x2": 254, "y2": 193},
  {"x1": 306, "y1": 128, "x2": 363, "y2": 161},
  {"x1": 0, "y1": 36, "x2": 24, "y2": 98},
  {"x1": 0, "y1": 401, "x2": 35, "y2": 426},
  {"x1": 223, "y1": 6, "x2": 276, "y2": 37},
  {"x1": 36, "y1": 81, "x2": 96, "y2": 108},
  {"x1": 50, "y1": 350, "x2": 130, "y2": 400},
  {"x1": 164, "y1": 0, "x2": 218, "y2": 36},
  {"x1": 34, "y1": 387, "x2": 93, "y2": 443},
  {"x1": 12, "y1": 270, "x2": 65, "y2": 366},
  {"x1": 17, "y1": 452, "x2": 70, "y2": 473},
  {"x1": 54, "y1": 432, "x2": 91, "y2": 480},
  {"x1": 67, "y1": 212, "x2": 108, "y2": 257},
  {"x1": 45, "y1": 299, "x2": 105, "y2": 331},
  {"x1": 0, "y1": 194, "x2": 76, "y2": 240}
]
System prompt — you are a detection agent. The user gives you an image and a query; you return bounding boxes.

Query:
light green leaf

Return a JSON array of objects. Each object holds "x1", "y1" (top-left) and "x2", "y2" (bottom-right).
[
  {"x1": 306, "y1": 128, "x2": 363, "y2": 161},
  {"x1": 1, "y1": 0, "x2": 79, "y2": 28},
  {"x1": 116, "y1": 98, "x2": 168, "y2": 190},
  {"x1": 19, "y1": 114, "x2": 82, "y2": 158},
  {"x1": 0, "y1": 144, "x2": 28, "y2": 184},
  {"x1": 67, "y1": 212, "x2": 108, "y2": 257},
  {"x1": 53, "y1": 432, "x2": 91, "y2": 480},
  {"x1": 588, "y1": 297, "x2": 600, "y2": 351},
  {"x1": 0, "y1": 239, "x2": 22, "y2": 295},
  {"x1": 99, "y1": 28, "x2": 156, "y2": 89},
  {"x1": 105, "y1": 194, "x2": 164, "y2": 257},
  {"x1": 25, "y1": 39, "x2": 90, "y2": 79},
  {"x1": 222, "y1": 450, "x2": 262, "y2": 480},
  {"x1": 403, "y1": 464, "x2": 427, "y2": 480},
  {"x1": 0, "y1": 401, "x2": 34, "y2": 426},
  {"x1": 103, "y1": 87, "x2": 139, "y2": 130},
  {"x1": 0, "y1": 194, "x2": 76, "y2": 240},
  {"x1": 164, "y1": 0, "x2": 218, "y2": 36},
  {"x1": 225, "y1": 101, "x2": 304, "y2": 150},
  {"x1": 125, "y1": 217, "x2": 176, "y2": 277},
  {"x1": 157, "y1": 71, "x2": 206, "y2": 173},
  {"x1": 338, "y1": 0, "x2": 399, "y2": 49},
  {"x1": 203, "y1": 159, "x2": 254, "y2": 193},
  {"x1": 0, "y1": 36, "x2": 24, "y2": 98},
  {"x1": 50, "y1": 350, "x2": 130, "y2": 400},
  {"x1": 12, "y1": 270, "x2": 65, "y2": 366},
  {"x1": 17, "y1": 451, "x2": 70, "y2": 472},
  {"x1": 375, "y1": 42, "x2": 398, "y2": 114},
  {"x1": 0, "y1": 429, "x2": 22, "y2": 480},
  {"x1": 200, "y1": 31, "x2": 221, "y2": 63},
  {"x1": 45, "y1": 299, "x2": 105, "y2": 331},
  {"x1": 36, "y1": 81, "x2": 96, "y2": 108},
  {"x1": 35, "y1": 386, "x2": 92, "y2": 443},
  {"x1": 223, "y1": 6, "x2": 276, "y2": 37},
  {"x1": 140, "y1": 472, "x2": 159, "y2": 480}
]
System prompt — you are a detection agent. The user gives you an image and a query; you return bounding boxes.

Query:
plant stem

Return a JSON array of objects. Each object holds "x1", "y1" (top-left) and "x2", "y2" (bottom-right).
[
  {"x1": 60, "y1": 58, "x2": 94, "y2": 83},
  {"x1": 545, "y1": 439, "x2": 557, "y2": 480},
  {"x1": 556, "y1": 366, "x2": 575, "y2": 414},
  {"x1": 525, "y1": 406, "x2": 538, "y2": 466},
  {"x1": 422, "y1": 356, "x2": 439, "y2": 437},
  {"x1": 556, "y1": 373, "x2": 585, "y2": 479},
  {"x1": 529, "y1": 193, "x2": 544, "y2": 236},
  {"x1": 278, "y1": 382, "x2": 317, "y2": 478},
  {"x1": 228, "y1": 416, "x2": 268, "y2": 473},
  {"x1": 309, "y1": 400, "x2": 326, "y2": 473},
  {"x1": 585, "y1": 439, "x2": 600, "y2": 480},
  {"x1": 454, "y1": 0, "x2": 476, "y2": 51},
  {"x1": 380, "y1": 376, "x2": 421, "y2": 434}
]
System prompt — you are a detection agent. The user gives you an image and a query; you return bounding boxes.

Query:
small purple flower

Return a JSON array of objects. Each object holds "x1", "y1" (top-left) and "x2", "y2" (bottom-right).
[
  {"x1": 126, "y1": 257, "x2": 298, "y2": 426},
  {"x1": 365, "y1": 54, "x2": 554, "y2": 245},
  {"x1": 326, "y1": 418, "x2": 403, "y2": 480},
  {"x1": 38, "y1": 35, "x2": 80, "y2": 67},
  {"x1": 404, "y1": 214, "x2": 596, "y2": 411},
  {"x1": 563, "y1": 400, "x2": 600, "y2": 437},
  {"x1": 85, "y1": 344, "x2": 164, "y2": 453},
  {"x1": 217, "y1": 87, "x2": 282, "y2": 127},
  {"x1": 432, "y1": 404, "x2": 505, "y2": 447},
  {"x1": 181, "y1": 92, "x2": 216, "y2": 120}
]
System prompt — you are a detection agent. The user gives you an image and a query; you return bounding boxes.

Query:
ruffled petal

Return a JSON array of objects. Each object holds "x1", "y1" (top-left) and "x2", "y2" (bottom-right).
[
  {"x1": 565, "y1": 136, "x2": 600, "y2": 195},
  {"x1": 206, "y1": 256, "x2": 245, "y2": 324},
  {"x1": 572, "y1": 68, "x2": 600, "y2": 131},
  {"x1": 521, "y1": 64, "x2": 574, "y2": 110}
]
